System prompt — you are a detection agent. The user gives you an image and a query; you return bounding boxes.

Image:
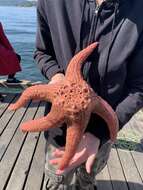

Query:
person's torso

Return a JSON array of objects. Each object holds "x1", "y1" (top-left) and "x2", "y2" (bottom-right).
[
  {"x1": 42, "y1": 0, "x2": 143, "y2": 107},
  {"x1": 42, "y1": 0, "x2": 143, "y2": 145}
]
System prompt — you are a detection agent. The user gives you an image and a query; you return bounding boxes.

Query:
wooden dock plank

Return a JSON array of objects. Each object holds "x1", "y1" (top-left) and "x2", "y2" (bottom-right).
[
  {"x1": 96, "y1": 165, "x2": 113, "y2": 190},
  {"x1": 107, "y1": 147, "x2": 128, "y2": 190},
  {"x1": 23, "y1": 103, "x2": 45, "y2": 190},
  {"x1": 5, "y1": 133, "x2": 40, "y2": 190},
  {"x1": 5, "y1": 102, "x2": 45, "y2": 190},
  {"x1": 24, "y1": 133, "x2": 45, "y2": 190},
  {"x1": 0, "y1": 101, "x2": 40, "y2": 190},
  {"x1": 0, "y1": 94, "x2": 16, "y2": 117},
  {"x1": 131, "y1": 151, "x2": 143, "y2": 182},
  {"x1": 0, "y1": 95, "x2": 19, "y2": 135},
  {"x1": 117, "y1": 149, "x2": 143, "y2": 190},
  {"x1": 0, "y1": 100, "x2": 30, "y2": 160}
]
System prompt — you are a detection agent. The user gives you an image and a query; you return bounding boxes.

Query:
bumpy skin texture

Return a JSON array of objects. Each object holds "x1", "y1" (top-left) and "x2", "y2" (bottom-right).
[{"x1": 8, "y1": 43, "x2": 119, "y2": 170}]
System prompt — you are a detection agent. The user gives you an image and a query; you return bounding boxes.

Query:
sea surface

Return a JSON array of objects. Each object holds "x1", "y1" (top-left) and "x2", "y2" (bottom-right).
[{"x1": 0, "y1": 6, "x2": 45, "y2": 82}]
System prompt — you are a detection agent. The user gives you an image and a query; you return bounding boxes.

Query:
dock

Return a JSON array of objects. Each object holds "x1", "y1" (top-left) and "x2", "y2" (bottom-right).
[{"x1": 0, "y1": 93, "x2": 143, "y2": 190}]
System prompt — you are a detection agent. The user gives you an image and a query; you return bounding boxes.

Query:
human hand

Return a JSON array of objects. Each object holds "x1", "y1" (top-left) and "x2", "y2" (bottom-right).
[
  {"x1": 50, "y1": 73, "x2": 65, "y2": 84},
  {"x1": 50, "y1": 132, "x2": 100, "y2": 175}
]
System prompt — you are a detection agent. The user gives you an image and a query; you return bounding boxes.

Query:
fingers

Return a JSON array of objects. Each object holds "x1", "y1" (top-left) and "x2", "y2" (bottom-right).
[
  {"x1": 52, "y1": 148, "x2": 65, "y2": 157},
  {"x1": 85, "y1": 154, "x2": 96, "y2": 174},
  {"x1": 50, "y1": 147, "x2": 86, "y2": 175},
  {"x1": 50, "y1": 73, "x2": 65, "y2": 84},
  {"x1": 50, "y1": 148, "x2": 65, "y2": 166},
  {"x1": 56, "y1": 151, "x2": 96, "y2": 174},
  {"x1": 50, "y1": 158, "x2": 61, "y2": 165},
  {"x1": 70, "y1": 148, "x2": 86, "y2": 164},
  {"x1": 56, "y1": 150, "x2": 87, "y2": 175}
]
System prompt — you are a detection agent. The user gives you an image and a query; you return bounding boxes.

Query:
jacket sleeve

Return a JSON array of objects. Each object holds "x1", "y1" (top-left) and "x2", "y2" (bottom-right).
[
  {"x1": 34, "y1": 0, "x2": 63, "y2": 80},
  {"x1": 116, "y1": 33, "x2": 143, "y2": 130}
]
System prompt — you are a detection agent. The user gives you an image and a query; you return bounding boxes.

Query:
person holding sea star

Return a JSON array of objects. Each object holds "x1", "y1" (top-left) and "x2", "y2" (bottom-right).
[{"x1": 12, "y1": 0, "x2": 143, "y2": 189}]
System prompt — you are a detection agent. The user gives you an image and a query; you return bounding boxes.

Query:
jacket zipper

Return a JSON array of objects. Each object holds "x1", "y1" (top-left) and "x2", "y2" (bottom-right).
[
  {"x1": 84, "y1": 2, "x2": 101, "y2": 81},
  {"x1": 95, "y1": 4, "x2": 100, "y2": 15},
  {"x1": 88, "y1": 2, "x2": 101, "y2": 45}
]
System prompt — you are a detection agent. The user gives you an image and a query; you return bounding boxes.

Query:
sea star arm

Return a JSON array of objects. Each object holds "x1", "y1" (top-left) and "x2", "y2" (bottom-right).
[
  {"x1": 65, "y1": 43, "x2": 98, "y2": 83},
  {"x1": 92, "y1": 96, "x2": 119, "y2": 142},
  {"x1": 20, "y1": 107, "x2": 65, "y2": 132},
  {"x1": 8, "y1": 83, "x2": 59, "y2": 110},
  {"x1": 58, "y1": 122, "x2": 85, "y2": 170}
]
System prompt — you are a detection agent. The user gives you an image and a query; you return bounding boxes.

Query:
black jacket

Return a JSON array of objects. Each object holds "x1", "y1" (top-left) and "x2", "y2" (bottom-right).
[{"x1": 34, "y1": 0, "x2": 143, "y2": 143}]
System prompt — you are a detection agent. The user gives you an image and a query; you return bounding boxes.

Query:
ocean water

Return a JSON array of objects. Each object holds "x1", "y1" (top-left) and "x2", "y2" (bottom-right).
[{"x1": 0, "y1": 6, "x2": 45, "y2": 82}]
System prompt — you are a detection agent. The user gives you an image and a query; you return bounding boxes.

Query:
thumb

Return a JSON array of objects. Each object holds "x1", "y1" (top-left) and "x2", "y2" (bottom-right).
[{"x1": 85, "y1": 154, "x2": 96, "y2": 174}]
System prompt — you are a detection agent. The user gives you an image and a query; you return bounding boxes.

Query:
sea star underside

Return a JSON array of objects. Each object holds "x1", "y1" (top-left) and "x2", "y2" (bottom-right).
[{"x1": 8, "y1": 43, "x2": 119, "y2": 170}]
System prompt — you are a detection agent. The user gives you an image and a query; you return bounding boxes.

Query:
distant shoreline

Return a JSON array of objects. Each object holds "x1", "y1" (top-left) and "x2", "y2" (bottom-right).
[
  {"x1": 0, "y1": 5, "x2": 36, "y2": 8},
  {"x1": 0, "y1": 1, "x2": 36, "y2": 7}
]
